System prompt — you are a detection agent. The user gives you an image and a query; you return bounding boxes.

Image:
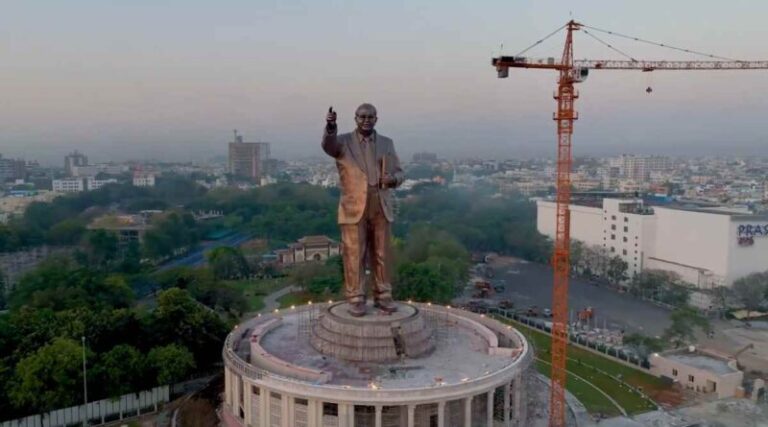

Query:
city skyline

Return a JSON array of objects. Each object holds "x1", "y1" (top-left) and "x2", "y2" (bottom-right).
[{"x1": 2, "y1": 1, "x2": 768, "y2": 164}]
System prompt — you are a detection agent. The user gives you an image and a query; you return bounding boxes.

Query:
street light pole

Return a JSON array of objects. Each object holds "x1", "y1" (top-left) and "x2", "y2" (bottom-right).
[{"x1": 81, "y1": 336, "x2": 88, "y2": 427}]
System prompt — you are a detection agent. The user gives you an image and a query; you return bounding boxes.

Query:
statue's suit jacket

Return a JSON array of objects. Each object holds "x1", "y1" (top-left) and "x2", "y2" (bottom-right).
[{"x1": 322, "y1": 128, "x2": 404, "y2": 225}]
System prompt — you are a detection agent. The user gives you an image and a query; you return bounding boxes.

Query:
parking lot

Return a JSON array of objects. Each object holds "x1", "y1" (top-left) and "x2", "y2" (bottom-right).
[{"x1": 457, "y1": 256, "x2": 673, "y2": 337}]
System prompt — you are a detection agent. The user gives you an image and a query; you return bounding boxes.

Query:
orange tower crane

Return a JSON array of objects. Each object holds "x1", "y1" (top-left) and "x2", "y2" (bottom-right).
[{"x1": 492, "y1": 20, "x2": 768, "y2": 427}]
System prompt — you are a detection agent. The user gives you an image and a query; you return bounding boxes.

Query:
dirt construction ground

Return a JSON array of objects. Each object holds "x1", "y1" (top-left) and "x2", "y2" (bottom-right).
[{"x1": 697, "y1": 320, "x2": 768, "y2": 374}]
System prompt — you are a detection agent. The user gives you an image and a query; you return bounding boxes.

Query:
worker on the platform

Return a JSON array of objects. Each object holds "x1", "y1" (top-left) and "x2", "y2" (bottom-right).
[{"x1": 322, "y1": 104, "x2": 404, "y2": 317}]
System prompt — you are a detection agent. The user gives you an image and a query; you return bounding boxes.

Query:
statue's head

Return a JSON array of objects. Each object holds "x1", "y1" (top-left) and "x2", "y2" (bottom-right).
[{"x1": 355, "y1": 103, "x2": 377, "y2": 136}]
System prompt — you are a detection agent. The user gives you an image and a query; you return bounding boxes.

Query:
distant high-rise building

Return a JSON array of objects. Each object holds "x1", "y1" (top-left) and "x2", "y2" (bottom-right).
[
  {"x1": 412, "y1": 152, "x2": 438, "y2": 164},
  {"x1": 618, "y1": 155, "x2": 672, "y2": 182},
  {"x1": 0, "y1": 154, "x2": 27, "y2": 181},
  {"x1": 228, "y1": 131, "x2": 270, "y2": 180},
  {"x1": 65, "y1": 151, "x2": 88, "y2": 176}
]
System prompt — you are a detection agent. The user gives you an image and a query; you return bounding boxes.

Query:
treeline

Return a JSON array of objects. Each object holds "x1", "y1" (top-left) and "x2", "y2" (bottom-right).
[
  {"x1": 395, "y1": 186, "x2": 551, "y2": 262},
  {"x1": 189, "y1": 183, "x2": 338, "y2": 248},
  {"x1": 171, "y1": 183, "x2": 551, "y2": 305},
  {"x1": 0, "y1": 174, "x2": 206, "y2": 252},
  {"x1": 0, "y1": 256, "x2": 238, "y2": 419},
  {"x1": 288, "y1": 227, "x2": 471, "y2": 305},
  {"x1": 4, "y1": 179, "x2": 550, "y2": 263}
]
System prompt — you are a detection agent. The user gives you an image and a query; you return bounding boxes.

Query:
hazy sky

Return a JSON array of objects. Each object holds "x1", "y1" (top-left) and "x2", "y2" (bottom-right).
[{"x1": 2, "y1": 0, "x2": 768, "y2": 165}]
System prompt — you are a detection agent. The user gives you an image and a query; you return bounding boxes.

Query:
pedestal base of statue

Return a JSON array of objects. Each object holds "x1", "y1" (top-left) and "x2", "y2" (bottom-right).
[{"x1": 310, "y1": 301, "x2": 434, "y2": 362}]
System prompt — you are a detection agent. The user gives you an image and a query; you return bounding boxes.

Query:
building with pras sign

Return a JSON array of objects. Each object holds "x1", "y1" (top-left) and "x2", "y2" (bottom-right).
[{"x1": 537, "y1": 197, "x2": 768, "y2": 289}]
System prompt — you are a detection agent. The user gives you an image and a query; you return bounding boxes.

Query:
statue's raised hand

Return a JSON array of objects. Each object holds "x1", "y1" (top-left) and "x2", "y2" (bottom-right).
[{"x1": 326, "y1": 107, "x2": 337, "y2": 130}]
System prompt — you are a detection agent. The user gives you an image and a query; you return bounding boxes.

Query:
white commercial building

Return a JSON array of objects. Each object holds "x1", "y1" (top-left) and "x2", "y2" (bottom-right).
[
  {"x1": 52, "y1": 178, "x2": 86, "y2": 193},
  {"x1": 52, "y1": 177, "x2": 118, "y2": 193},
  {"x1": 132, "y1": 173, "x2": 156, "y2": 187},
  {"x1": 86, "y1": 177, "x2": 118, "y2": 191},
  {"x1": 537, "y1": 198, "x2": 768, "y2": 288}
]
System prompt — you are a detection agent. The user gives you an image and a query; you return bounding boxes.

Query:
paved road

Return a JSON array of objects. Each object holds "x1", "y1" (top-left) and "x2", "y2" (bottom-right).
[
  {"x1": 157, "y1": 233, "x2": 252, "y2": 272},
  {"x1": 464, "y1": 257, "x2": 673, "y2": 337}
]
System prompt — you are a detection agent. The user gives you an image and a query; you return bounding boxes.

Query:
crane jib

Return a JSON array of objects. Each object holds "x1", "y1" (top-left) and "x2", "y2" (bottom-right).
[{"x1": 493, "y1": 56, "x2": 768, "y2": 71}]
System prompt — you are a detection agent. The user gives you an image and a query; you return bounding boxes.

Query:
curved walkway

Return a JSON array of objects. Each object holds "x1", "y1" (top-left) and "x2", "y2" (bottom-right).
[
  {"x1": 536, "y1": 357, "x2": 627, "y2": 417},
  {"x1": 259, "y1": 285, "x2": 300, "y2": 313}
]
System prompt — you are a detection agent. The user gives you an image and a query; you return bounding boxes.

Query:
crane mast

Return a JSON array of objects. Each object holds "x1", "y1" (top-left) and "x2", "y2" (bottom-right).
[
  {"x1": 492, "y1": 19, "x2": 768, "y2": 427},
  {"x1": 549, "y1": 20, "x2": 578, "y2": 427}
]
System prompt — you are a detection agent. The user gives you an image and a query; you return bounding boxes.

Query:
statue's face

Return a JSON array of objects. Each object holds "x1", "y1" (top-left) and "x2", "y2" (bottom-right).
[{"x1": 355, "y1": 105, "x2": 377, "y2": 134}]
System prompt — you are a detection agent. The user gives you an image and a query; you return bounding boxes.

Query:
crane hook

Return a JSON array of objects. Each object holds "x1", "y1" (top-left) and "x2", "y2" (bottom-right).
[{"x1": 646, "y1": 86, "x2": 653, "y2": 94}]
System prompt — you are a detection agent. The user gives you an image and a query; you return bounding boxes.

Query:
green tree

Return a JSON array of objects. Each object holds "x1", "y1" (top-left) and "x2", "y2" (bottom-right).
[
  {"x1": 96, "y1": 344, "x2": 147, "y2": 397},
  {"x1": 143, "y1": 212, "x2": 201, "y2": 260},
  {"x1": 4, "y1": 307, "x2": 58, "y2": 358},
  {"x1": 152, "y1": 288, "x2": 228, "y2": 367},
  {"x1": 710, "y1": 286, "x2": 733, "y2": 318},
  {"x1": 47, "y1": 218, "x2": 86, "y2": 246},
  {"x1": 623, "y1": 333, "x2": 664, "y2": 359},
  {"x1": 0, "y1": 269, "x2": 6, "y2": 310},
  {"x1": 307, "y1": 275, "x2": 341, "y2": 296},
  {"x1": 79, "y1": 229, "x2": 120, "y2": 269},
  {"x1": 147, "y1": 344, "x2": 195, "y2": 385},
  {"x1": 661, "y1": 283, "x2": 691, "y2": 307},
  {"x1": 394, "y1": 262, "x2": 454, "y2": 304},
  {"x1": 570, "y1": 240, "x2": 584, "y2": 274},
  {"x1": 290, "y1": 261, "x2": 341, "y2": 296},
  {"x1": 630, "y1": 270, "x2": 687, "y2": 305},
  {"x1": 11, "y1": 257, "x2": 134, "y2": 311},
  {"x1": 142, "y1": 229, "x2": 173, "y2": 260},
  {"x1": 663, "y1": 306, "x2": 711, "y2": 348},
  {"x1": 23, "y1": 201, "x2": 62, "y2": 232},
  {"x1": 732, "y1": 272, "x2": 768, "y2": 312},
  {"x1": 120, "y1": 240, "x2": 142, "y2": 274},
  {"x1": 9, "y1": 338, "x2": 88, "y2": 412},
  {"x1": 52, "y1": 307, "x2": 146, "y2": 355},
  {"x1": 0, "y1": 224, "x2": 15, "y2": 251},
  {"x1": 206, "y1": 246, "x2": 250, "y2": 280},
  {"x1": 607, "y1": 256, "x2": 629, "y2": 284},
  {"x1": 154, "y1": 267, "x2": 247, "y2": 315}
]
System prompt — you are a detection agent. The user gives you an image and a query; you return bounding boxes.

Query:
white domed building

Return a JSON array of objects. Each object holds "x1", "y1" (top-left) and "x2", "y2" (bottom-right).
[{"x1": 221, "y1": 301, "x2": 533, "y2": 427}]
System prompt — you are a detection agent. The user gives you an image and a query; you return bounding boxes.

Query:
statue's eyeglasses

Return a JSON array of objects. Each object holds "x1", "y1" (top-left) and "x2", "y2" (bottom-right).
[{"x1": 355, "y1": 115, "x2": 377, "y2": 120}]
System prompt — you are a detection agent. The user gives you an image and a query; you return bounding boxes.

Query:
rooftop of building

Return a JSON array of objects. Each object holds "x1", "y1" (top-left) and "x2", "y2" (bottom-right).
[
  {"x1": 540, "y1": 194, "x2": 768, "y2": 219},
  {"x1": 230, "y1": 303, "x2": 529, "y2": 390},
  {"x1": 661, "y1": 351, "x2": 737, "y2": 376},
  {"x1": 87, "y1": 211, "x2": 162, "y2": 230},
  {"x1": 296, "y1": 235, "x2": 338, "y2": 246}
]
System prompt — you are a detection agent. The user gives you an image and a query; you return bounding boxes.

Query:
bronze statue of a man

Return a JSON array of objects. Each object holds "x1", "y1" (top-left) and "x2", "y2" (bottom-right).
[{"x1": 322, "y1": 104, "x2": 403, "y2": 317}]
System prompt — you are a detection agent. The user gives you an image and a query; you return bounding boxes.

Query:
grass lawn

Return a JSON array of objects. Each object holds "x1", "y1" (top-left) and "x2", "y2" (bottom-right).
[
  {"x1": 497, "y1": 315, "x2": 666, "y2": 415},
  {"x1": 277, "y1": 291, "x2": 343, "y2": 309},
  {"x1": 535, "y1": 359, "x2": 622, "y2": 417},
  {"x1": 277, "y1": 291, "x2": 312, "y2": 308},
  {"x1": 226, "y1": 277, "x2": 290, "y2": 312}
]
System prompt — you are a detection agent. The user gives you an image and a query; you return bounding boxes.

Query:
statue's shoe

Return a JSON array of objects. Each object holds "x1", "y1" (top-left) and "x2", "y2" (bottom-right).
[
  {"x1": 374, "y1": 299, "x2": 397, "y2": 314},
  {"x1": 347, "y1": 302, "x2": 367, "y2": 317}
]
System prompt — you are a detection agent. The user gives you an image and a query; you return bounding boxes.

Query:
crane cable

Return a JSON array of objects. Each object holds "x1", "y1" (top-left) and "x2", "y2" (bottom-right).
[
  {"x1": 582, "y1": 29, "x2": 638, "y2": 62},
  {"x1": 514, "y1": 23, "x2": 569, "y2": 57},
  {"x1": 582, "y1": 24, "x2": 739, "y2": 61}
]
